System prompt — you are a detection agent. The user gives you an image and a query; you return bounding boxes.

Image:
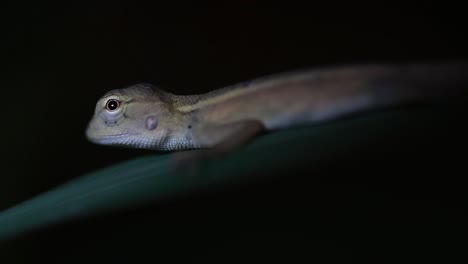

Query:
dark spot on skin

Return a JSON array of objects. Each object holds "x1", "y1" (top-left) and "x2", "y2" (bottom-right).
[
  {"x1": 146, "y1": 115, "x2": 158, "y2": 130},
  {"x1": 188, "y1": 125, "x2": 192, "y2": 129}
]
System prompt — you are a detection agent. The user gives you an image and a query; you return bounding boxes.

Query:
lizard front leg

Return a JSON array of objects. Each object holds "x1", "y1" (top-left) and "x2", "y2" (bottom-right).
[
  {"x1": 194, "y1": 119, "x2": 266, "y2": 150},
  {"x1": 172, "y1": 120, "x2": 265, "y2": 172}
]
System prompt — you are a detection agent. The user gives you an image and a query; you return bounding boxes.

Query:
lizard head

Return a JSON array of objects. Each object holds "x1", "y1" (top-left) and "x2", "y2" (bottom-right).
[{"x1": 85, "y1": 83, "x2": 186, "y2": 150}]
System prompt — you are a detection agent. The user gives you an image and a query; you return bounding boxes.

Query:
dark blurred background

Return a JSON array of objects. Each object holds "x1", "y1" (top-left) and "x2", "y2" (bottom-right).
[
  {"x1": 1, "y1": 1, "x2": 467, "y2": 261},
  {"x1": 2, "y1": 2, "x2": 467, "y2": 209}
]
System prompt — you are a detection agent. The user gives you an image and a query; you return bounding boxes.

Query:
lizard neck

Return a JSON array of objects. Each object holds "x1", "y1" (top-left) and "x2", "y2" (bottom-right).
[
  {"x1": 168, "y1": 84, "x2": 257, "y2": 113},
  {"x1": 153, "y1": 93, "x2": 201, "y2": 150},
  {"x1": 158, "y1": 91, "x2": 201, "y2": 112}
]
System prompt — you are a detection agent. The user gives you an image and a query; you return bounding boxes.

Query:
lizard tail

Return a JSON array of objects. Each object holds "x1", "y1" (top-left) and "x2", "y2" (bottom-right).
[{"x1": 372, "y1": 60, "x2": 468, "y2": 106}]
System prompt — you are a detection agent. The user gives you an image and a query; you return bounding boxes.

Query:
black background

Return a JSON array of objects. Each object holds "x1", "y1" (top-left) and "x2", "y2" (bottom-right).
[{"x1": 1, "y1": 1, "x2": 467, "y2": 262}]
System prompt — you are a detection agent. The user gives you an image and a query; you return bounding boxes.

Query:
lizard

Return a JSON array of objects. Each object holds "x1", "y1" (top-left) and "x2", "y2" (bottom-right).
[{"x1": 85, "y1": 61, "x2": 468, "y2": 163}]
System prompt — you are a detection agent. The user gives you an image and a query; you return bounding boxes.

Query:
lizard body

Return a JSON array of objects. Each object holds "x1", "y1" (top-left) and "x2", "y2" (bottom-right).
[{"x1": 86, "y1": 62, "x2": 468, "y2": 153}]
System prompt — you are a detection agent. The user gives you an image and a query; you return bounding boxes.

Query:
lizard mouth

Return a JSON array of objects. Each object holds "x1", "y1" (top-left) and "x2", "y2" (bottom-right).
[
  {"x1": 86, "y1": 132, "x2": 135, "y2": 144},
  {"x1": 96, "y1": 133, "x2": 130, "y2": 138}
]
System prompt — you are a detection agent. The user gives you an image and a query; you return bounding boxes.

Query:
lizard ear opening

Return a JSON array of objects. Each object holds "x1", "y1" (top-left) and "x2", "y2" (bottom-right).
[{"x1": 145, "y1": 115, "x2": 158, "y2": 130}]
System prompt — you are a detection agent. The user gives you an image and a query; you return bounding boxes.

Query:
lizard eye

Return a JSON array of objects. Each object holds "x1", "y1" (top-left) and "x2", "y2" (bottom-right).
[{"x1": 106, "y1": 99, "x2": 121, "y2": 111}]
